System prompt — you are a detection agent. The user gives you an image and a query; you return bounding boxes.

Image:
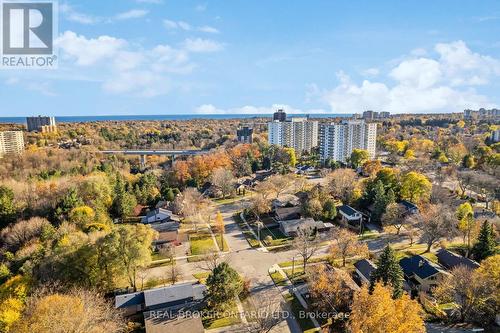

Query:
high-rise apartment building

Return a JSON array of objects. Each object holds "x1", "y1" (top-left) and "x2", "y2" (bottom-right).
[
  {"x1": 268, "y1": 117, "x2": 319, "y2": 153},
  {"x1": 26, "y1": 116, "x2": 57, "y2": 132},
  {"x1": 0, "y1": 131, "x2": 25, "y2": 158},
  {"x1": 236, "y1": 126, "x2": 253, "y2": 143},
  {"x1": 319, "y1": 120, "x2": 377, "y2": 163},
  {"x1": 491, "y1": 129, "x2": 500, "y2": 143},
  {"x1": 273, "y1": 109, "x2": 287, "y2": 122}
]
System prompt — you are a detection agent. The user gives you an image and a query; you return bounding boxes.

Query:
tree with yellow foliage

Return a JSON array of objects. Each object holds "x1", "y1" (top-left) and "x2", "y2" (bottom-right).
[
  {"x1": 214, "y1": 211, "x2": 225, "y2": 251},
  {"x1": 12, "y1": 288, "x2": 124, "y2": 333},
  {"x1": 400, "y1": 171, "x2": 432, "y2": 203},
  {"x1": 350, "y1": 283, "x2": 425, "y2": 333}
]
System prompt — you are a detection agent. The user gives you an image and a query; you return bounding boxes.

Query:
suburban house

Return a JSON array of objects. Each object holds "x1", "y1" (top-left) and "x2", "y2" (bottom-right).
[
  {"x1": 279, "y1": 218, "x2": 333, "y2": 237},
  {"x1": 142, "y1": 208, "x2": 172, "y2": 224},
  {"x1": 436, "y1": 249, "x2": 480, "y2": 270},
  {"x1": 272, "y1": 195, "x2": 300, "y2": 209},
  {"x1": 149, "y1": 222, "x2": 181, "y2": 247},
  {"x1": 399, "y1": 255, "x2": 449, "y2": 292},
  {"x1": 338, "y1": 205, "x2": 363, "y2": 230},
  {"x1": 354, "y1": 259, "x2": 377, "y2": 285},
  {"x1": 115, "y1": 283, "x2": 206, "y2": 316},
  {"x1": 275, "y1": 206, "x2": 302, "y2": 221},
  {"x1": 399, "y1": 200, "x2": 419, "y2": 214}
]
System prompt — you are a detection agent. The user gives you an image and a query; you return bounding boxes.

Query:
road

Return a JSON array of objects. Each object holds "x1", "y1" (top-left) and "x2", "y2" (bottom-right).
[{"x1": 146, "y1": 195, "x2": 427, "y2": 333}]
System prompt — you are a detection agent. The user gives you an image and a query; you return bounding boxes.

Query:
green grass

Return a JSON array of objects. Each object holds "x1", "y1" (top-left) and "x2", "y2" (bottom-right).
[
  {"x1": 148, "y1": 258, "x2": 175, "y2": 268},
  {"x1": 257, "y1": 227, "x2": 292, "y2": 247},
  {"x1": 202, "y1": 304, "x2": 241, "y2": 330},
  {"x1": 213, "y1": 233, "x2": 230, "y2": 252},
  {"x1": 269, "y1": 270, "x2": 288, "y2": 286},
  {"x1": 143, "y1": 277, "x2": 171, "y2": 289},
  {"x1": 359, "y1": 230, "x2": 380, "y2": 241},
  {"x1": 190, "y1": 235, "x2": 216, "y2": 255},
  {"x1": 193, "y1": 272, "x2": 210, "y2": 284},
  {"x1": 213, "y1": 191, "x2": 252, "y2": 205},
  {"x1": 279, "y1": 255, "x2": 329, "y2": 268},
  {"x1": 283, "y1": 267, "x2": 306, "y2": 284}
]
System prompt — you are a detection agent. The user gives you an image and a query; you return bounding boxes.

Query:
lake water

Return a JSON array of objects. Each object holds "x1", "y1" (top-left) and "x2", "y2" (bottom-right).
[{"x1": 0, "y1": 114, "x2": 352, "y2": 124}]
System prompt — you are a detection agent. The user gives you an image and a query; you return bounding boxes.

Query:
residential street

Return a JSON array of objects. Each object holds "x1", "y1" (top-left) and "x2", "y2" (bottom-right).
[{"x1": 146, "y1": 194, "x2": 435, "y2": 333}]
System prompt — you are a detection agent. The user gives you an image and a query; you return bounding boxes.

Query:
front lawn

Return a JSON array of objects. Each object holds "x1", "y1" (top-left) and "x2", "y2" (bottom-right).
[
  {"x1": 202, "y1": 304, "x2": 241, "y2": 330},
  {"x1": 269, "y1": 270, "x2": 288, "y2": 286},
  {"x1": 188, "y1": 234, "x2": 216, "y2": 261}
]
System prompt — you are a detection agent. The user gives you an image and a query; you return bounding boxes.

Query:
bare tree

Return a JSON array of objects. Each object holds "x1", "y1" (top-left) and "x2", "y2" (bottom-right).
[
  {"x1": 293, "y1": 227, "x2": 320, "y2": 271},
  {"x1": 416, "y1": 204, "x2": 456, "y2": 252},
  {"x1": 137, "y1": 268, "x2": 149, "y2": 291},
  {"x1": 196, "y1": 249, "x2": 222, "y2": 272},
  {"x1": 327, "y1": 168, "x2": 357, "y2": 204},
  {"x1": 246, "y1": 290, "x2": 284, "y2": 333},
  {"x1": 456, "y1": 171, "x2": 474, "y2": 198},
  {"x1": 0, "y1": 217, "x2": 51, "y2": 251},
  {"x1": 381, "y1": 203, "x2": 408, "y2": 235},
  {"x1": 211, "y1": 168, "x2": 236, "y2": 199},
  {"x1": 249, "y1": 192, "x2": 272, "y2": 221},
  {"x1": 266, "y1": 174, "x2": 296, "y2": 199},
  {"x1": 329, "y1": 226, "x2": 368, "y2": 267},
  {"x1": 164, "y1": 246, "x2": 181, "y2": 285},
  {"x1": 181, "y1": 188, "x2": 212, "y2": 232}
]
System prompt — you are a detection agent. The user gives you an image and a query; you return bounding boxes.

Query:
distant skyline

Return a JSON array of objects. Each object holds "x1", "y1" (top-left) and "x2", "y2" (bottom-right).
[{"x1": 1, "y1": 0, "x2": 500, "y2": 116}]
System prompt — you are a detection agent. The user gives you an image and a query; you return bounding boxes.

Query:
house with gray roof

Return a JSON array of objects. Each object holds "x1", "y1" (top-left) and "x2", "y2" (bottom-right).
[
  {"x1": 338, "y1": 205, "x2": 363, "y2": 230},
  {"x1": 436, "y1": 249, "x2": 480, "y2": 270},
  {"x1": 142, "y1": 208, "x2": 172, "y2": 224},
  {"x1": 279, "y1": 218, "x2": 333, "y2": 237},
  {"x1": 354, "y1": 259, "x2": 376, "y2": 285},
  {"x1": 115, "y1": 283, "x2": 206, "y2": 316},
  {"x1": 399, "y1": 255, "x2": 449, "y2": 292}
]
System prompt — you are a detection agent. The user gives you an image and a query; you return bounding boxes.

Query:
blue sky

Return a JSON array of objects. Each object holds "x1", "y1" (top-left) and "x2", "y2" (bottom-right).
[{"x1": 1, "y1": 0, "x2": 500, "y2": 116}]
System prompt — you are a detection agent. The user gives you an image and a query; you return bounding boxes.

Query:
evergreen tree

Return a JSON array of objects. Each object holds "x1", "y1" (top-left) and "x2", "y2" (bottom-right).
[
  {"x1": 322, "y1": 199, "x2": 337, "y2": 220},
  {"x1": 112, "y1": 175, "x2": 137, "y2": 218},
  {"x1": 0, "y1": 186, "x2": 16, "y2": 227},
  {"x1": 206, "y1": 262, "x2": 243, "y2": 309},
  {"x1": 372, "y1": 181, "x2": 388, "y2": 223},
  {"x1": 165, "y1": 188, "x2": 175, "y2": 202},
  {"x1": 370, "y1": 245, "x2": 404, "y2": 298},
  {"x1": 54, "y1": 188, "x2": 83, "y2": 222},
  {"x1": 472, "y1": 221, "x2": 497, "y2": 261}
]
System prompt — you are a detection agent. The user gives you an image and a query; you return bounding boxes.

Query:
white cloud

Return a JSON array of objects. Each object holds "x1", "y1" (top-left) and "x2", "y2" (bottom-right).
[
  {"x1": 362, "y1": 68, "x2": 380, "y2": 76},
  {"x1": 389, "y1": 58, "x2": 441, "y2": 89},
  {"x1": 56, "y1": 31, "x2": 126, "y2": 66},
  {"x1": 60, "y1": 4, "x2": 149, "y2": 24},
  {"x1": 198, "y1": 26, "x2": 219, "y2": 34},
  {"x1": 114, "y1": 9, "x2": 149, "y2": 20},
  {"x1": 60, "y1": 3, "x2": 101, "y2": 24},
  {"x1": 182, "y1": 38, "x2": 224, "y2": 53},
  {"x1": 163, "y1": 19, "x2": 219, "y2": 33},
  {"x1": 53, "y1": 30, "x2": 224, "y2": 97},
  {"x1": 316, "y1": 41, "x2": 499, "y2": 114}
]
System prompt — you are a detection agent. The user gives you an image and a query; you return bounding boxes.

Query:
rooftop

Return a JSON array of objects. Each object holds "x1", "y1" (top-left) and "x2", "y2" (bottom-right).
[
  {"x1": 144, "y1": 283, "x2": 206, "y2": 308},
  {"x1": 399, "y1": 255, "x2": 445, "y2": 280},
  {"x1": 354, "y1": 259, "x2": 377, "y2": 281},
  {"x1": 436, "y1": 249, "x2": 480, "y2": 270}
]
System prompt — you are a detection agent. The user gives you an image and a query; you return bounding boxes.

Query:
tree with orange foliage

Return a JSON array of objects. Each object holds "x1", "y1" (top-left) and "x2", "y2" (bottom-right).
[
  {"x1": 350, "y1": 283, "x2": 425, "y2": 333},
  {"x1": 214, "y1": 211, "x2": 225, "y2": 251}
]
